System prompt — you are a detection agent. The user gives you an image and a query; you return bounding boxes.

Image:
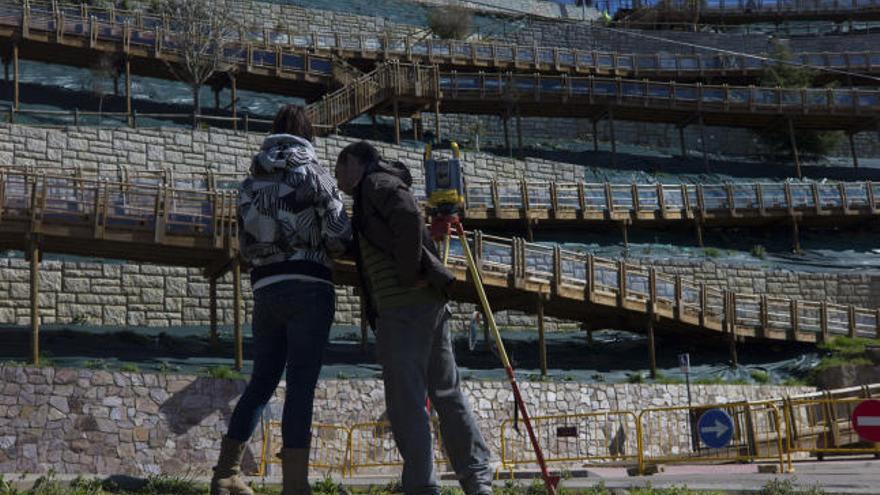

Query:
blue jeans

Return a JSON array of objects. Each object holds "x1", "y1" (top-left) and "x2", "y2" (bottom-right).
[{"x1": 226, "y1": 280, "x2": 335, "y2": 448}]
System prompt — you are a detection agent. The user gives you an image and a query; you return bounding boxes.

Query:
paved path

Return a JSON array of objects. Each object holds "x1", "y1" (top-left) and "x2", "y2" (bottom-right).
[{"x1": 6, "y1": 458, "x2": 880, "y2": 493}]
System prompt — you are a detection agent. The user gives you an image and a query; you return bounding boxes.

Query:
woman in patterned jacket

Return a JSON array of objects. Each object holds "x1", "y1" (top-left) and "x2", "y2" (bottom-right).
[{"x1": 210, "y1": 104, "x2": 352, "y2": 495}]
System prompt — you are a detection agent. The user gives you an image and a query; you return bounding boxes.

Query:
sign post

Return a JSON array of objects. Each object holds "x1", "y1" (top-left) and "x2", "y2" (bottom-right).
[
  {"x1": 852, "y1": 399, "x2": 880, "y2": 442},
  {"x1": 679, "y1": 353, "x2": 697, "y2": 449}
]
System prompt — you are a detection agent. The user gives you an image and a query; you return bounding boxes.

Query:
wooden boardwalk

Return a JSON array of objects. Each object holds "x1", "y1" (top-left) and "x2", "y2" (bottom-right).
[
  {"x1": 617, "y1": 0, "x2": 880, "y2": 24},
  {"x1": 1, "y1": 169, "x2": 877, "y2": 369},
  {"x1": 0, "y1": 1, "x2": 878, "y2": 117},
  {"x1": 31, "y1": 166, "x2": 880, "y2": 235}
]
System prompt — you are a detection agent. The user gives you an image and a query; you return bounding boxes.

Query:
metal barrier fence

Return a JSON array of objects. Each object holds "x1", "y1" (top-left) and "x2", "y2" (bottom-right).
[
  {"x1": 499, "y1": 411, "x2": 640, "y2": 477},
  {"x1": 637, "y1": 401, "x2": 786, "y2": 474},
  {"x1": 348, "y1": 420, "x2": 448, "y2": 477},
  {"x1": 256, "y1": 388, "x2": 880, "y2": 479},
  {"x1": 784, "y1": 396, "x2": 880, "y2": 470},
  {"x1": 257, "y1": 421, "x2": 351, "y2": 477}
]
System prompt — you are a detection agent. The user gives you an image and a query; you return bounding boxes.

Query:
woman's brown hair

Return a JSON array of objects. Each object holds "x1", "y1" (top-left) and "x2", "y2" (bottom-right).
[{"x1": 271, "y1": 104, "x2": 314, "y2": 142}]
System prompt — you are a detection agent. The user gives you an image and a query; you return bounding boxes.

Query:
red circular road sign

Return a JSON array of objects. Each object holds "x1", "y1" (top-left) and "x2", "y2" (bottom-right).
[{"x1": 851, "y1": 400, "x2": 880, "y2": 442}]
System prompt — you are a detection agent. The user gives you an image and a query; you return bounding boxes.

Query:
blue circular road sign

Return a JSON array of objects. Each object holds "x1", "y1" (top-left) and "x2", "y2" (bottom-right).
[{"x1": 697, "y1": 409, "x2": 734, "y2": 449}]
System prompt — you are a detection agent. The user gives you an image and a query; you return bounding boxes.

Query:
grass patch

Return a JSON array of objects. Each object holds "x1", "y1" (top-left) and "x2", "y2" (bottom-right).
[
  {"x1": 626, "y1": 372, "x2": 645, "y2": 384},
  {"x1": 84, "y1": 359, "x2": 108, "y2": 370},
  {"x1": 118, "y1": 363, "x2": 140, "y2": 373},
  {"x1": 653, "y1": 372, "x2": 684, "y2": 385},
  {"x1": 201, "y1": 366, "x2": 244, "y2": 380},
  {"x1": 760, "y1": 478, "x2": 826, "y2": 495},
  {"x1": 817, "y1": 336, "x2": 880, "y2": 358},
  {"x1": 703, "y1": 247, "x2": 721, "y2": 258},
  {"x1": 813, "y1": 356, "x2": 872, "y2": 372},
  {"x1": 693, "y1": 376, "x2": 749, "y2": 386}
]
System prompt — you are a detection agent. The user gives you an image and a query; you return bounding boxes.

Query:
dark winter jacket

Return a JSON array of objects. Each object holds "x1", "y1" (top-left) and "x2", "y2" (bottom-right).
[{"x1": 352, "y1": 159, "x2": 454, "y2": 325}]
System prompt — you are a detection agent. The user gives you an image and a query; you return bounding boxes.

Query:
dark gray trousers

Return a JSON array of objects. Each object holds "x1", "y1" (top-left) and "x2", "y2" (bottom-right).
[{"x1": 375, "y1": 300, "x2": 492, "y2": 495}]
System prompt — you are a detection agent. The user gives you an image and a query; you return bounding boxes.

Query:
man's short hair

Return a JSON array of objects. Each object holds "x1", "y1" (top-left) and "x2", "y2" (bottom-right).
[{"x1": 338, "y1": 141, "x2": 381, "y2": 167}]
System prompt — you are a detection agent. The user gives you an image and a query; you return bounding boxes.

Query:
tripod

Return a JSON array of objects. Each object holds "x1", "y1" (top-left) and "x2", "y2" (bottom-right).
[{"x1": 431, "y1": 212, "x2": 560, "y2": 495}]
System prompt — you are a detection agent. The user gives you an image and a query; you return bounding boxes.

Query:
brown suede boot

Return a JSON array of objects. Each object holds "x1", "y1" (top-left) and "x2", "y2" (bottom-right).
[
  {"x1": 280, "y1": 448, "x2": 312, "y2": 495},
  {"x1": 210, "y1": 436, "x2": 255, "y2": 495}
]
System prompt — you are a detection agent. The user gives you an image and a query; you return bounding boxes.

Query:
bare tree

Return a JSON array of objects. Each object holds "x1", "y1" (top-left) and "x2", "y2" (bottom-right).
[
  {"x1": 87, "y1": 54, "x2": 120, "y2": 126},
  {"x1": 154, "y1": 0, "x2": 240, "y2": 119}
]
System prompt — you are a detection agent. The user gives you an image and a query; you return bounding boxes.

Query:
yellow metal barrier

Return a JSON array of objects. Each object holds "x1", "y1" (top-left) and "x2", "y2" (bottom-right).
[
  {"x1": 348, "y1": 420, "x2": 448, "y2": 476},
  {"x1": 499, "y1": 411, "x2": 640, "y2": 476},
  {"x1": 783, "y1": 396, "x2": 880, "y2": 470},
  {"x1": 637, "y1": 401, "x2": 786, "y2": 474},
  {"x1": 257, "y1": 421, "x2": 351, "y2": 477}
]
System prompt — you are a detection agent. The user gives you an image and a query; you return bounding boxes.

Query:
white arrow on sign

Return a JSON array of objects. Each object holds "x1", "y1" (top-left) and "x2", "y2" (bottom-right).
[
  {"x1": 701, "y1": 420, "x2": 730, "y2": 438},
  {"x1": 857, "y1": 416, "x2": 880, "y2": 427}
]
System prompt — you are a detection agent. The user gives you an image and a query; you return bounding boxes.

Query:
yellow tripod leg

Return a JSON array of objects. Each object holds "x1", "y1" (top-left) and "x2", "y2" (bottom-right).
[{"x1": 452, "y1": 223, "x2": 558, "y2": 494}]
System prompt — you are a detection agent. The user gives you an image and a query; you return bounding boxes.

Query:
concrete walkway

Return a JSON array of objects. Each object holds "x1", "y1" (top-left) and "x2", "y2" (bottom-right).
[{"x1": 5, "y1": 458, "x2": 880, "y2": 493}]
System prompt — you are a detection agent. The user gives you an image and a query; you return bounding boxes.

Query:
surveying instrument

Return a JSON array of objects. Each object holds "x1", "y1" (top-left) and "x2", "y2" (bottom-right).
[{"x1": 423, "y1": 144, "x2": 560, "y2": 494}]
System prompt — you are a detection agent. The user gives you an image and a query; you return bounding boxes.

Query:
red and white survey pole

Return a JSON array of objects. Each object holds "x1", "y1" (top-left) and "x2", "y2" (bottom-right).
[{"x1": 433, "y1": 214, "x2": 560, "y2": 495}]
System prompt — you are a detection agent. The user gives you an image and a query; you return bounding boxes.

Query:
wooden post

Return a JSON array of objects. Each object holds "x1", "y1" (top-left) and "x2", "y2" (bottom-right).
[
  {"x1": 393, "y1": 99, "x2": 401, "y2": 145},
  {"x1": 647, "y1": 309, "x2": 657, "y2": 379},
  {"x1": 209, "y1": 276, "x2": 218, "y2": 346},
  {"x1": 583, "y1": 321, "x2": 594, "y2": 346},
  {"x1": 125, "y1": 58, "x2": 132, "y2": 127},
  {"x1": 848, "y1": 132, "x2": 859, "y2": 169},
  {"x1": 679, "y1": 125, "x2": 687, "y2": 158},
  {"x1": 694, "y1": 219, "x2": 704, "y2": 247},
  {"x1": 608, "y1": 108, "x2": 617, "y2": 167},
  {"x1": 791, "y1": 218, "x2": 801, "y2": 253},
  {"x1": 515, "y1": 109, "x2": 523, "y2": 157},
  {"x1": 503, "y1": 116, "x2": 512, "y2": 157},
  {"x1": 621, "y1": 221, "x2": 629, "y2": 250},
  {"x1": 360, "y1": 298, "x2": 368, "y2": 354},
  {"x1": 413, "y1": 113, "x2": 420, "y2": 141},
  {"x1": 727, "y1": 292, "x2": 738, "y2": 367},
  {"x1": 12, "y1": 43, "x2": 19, "y2": 111},
  {"x1": 233, "y1": 260, "x2": 243, "y2": 371},
  {"x1": 698, "y1": 115, "x2": 709, "y2": 172},
  {"x1": 592, "y1": 119, "x2": 599, "y2": 152},
  {"x1": 787, "y1": 118, "x2": 802, "y2": 179},
  {"x1": 537, "y1": 297, "x2": 547, "y2": 377},
  {"x1": 230, "y1": 73, "x2": 238, "y2": 131},
  {"x1": 434, "y1": 100, "x2": 441, "y2": 142},
  {"x1": 29, "y1": 243, "x2": 40, "y2": 366}
]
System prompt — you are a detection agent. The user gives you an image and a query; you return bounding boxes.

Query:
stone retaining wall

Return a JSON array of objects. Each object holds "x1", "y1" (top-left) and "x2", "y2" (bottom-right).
[{"x1": 0, "y1": 365, "x2": 814, "y2": 476}]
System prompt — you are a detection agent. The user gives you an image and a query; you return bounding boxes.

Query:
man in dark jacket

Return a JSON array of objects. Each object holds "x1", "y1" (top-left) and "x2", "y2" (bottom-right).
[{"x1": 335, "y1": 141, "x2": 492, "y2": 495}]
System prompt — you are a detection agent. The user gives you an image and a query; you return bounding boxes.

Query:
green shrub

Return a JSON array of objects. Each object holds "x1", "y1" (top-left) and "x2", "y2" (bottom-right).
[
  {"x1": 426, "y1": 6, "x2": 472, "y2": 40},
  {"x1": 654, "y1": 372, "x2": 685, "y2": 385},
  {"x1": 750, "y1": 245, "x2": 767, "y2": 259},
  {"x1": 626, "y1": 372, "x2": 645, "y2": 384},
  {"x1": 84, "y1": 359, "x2": 107, "y2": 370},
  {"x1": 750, "y1": 370, "x2": 770, "y2": 384}
]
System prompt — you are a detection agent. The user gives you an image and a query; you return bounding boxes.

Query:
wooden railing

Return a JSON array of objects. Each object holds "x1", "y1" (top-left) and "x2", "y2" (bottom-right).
[
  {"x1": 462, "y1": 178, "x2": 880, "y2": 221},
  {"x1": 7, "y1": 1, "x2": 880, "y2": 82},
  {"x1": 623, "y1": 0, "x2": 880, "y2": 13},
  {"x1": 0, "y1": 167, "x2": 876, "y2": 343},
  {"x1": 433, "y1": 69, "x2": 880, "y2": 117},
  {"x1": 2, "y1": 1, "x2": 336, "y2": 79},
  {"x1": 305, "y1": 63, "x2": 397, "y2": 132}
]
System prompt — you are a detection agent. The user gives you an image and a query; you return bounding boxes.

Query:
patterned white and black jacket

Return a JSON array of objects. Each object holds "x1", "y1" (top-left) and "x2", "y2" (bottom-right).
[{"x1": 238, "y1": 134, "x2": 351, "y2": 290}]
